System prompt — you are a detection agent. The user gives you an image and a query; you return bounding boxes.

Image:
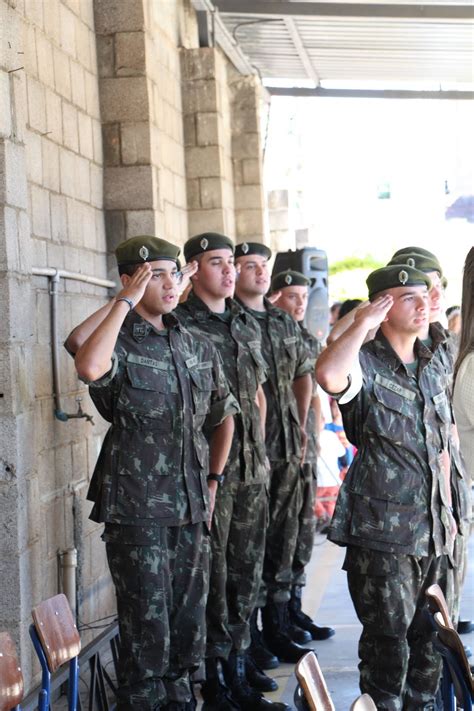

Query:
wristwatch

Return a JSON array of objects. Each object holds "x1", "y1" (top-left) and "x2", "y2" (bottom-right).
[{"x1": 207, "y1": 473, "x2": 225, "y2": 485}]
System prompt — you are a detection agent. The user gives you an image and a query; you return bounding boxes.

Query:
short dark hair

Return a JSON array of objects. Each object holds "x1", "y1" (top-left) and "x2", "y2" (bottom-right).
[{"x1": 118, "y1": 264, "x2": 140, "y2": 277}]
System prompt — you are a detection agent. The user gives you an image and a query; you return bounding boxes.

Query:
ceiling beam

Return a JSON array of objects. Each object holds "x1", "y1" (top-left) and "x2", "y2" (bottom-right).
[
  {"x1": 215, "y1": 1, "x2": 474, "y2": 20},
  {"x1": 267, "y1": 86, "x2": 474, "y2": 99},
  {"x1": 284, "y1": 17, "x2": 320, "y2": 86}
]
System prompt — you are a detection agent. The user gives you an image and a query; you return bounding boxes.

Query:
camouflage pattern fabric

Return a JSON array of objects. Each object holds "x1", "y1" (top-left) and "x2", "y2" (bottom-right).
[
  {"x1": 86, "y1": 310, "x2": 239, "y2": 525},
  {"x1": 343, "y1": 546, "x2": 455, "y2": 710},
  {"x1": 83, "y1": 311, "x2": 238, "y2": 708},
  {"x1": 258, "y1": 460, "x2": 303, "y2": 605},
  {"x1": 329, "y1": 327, "x2": 471, "y2": 557},
  {"x1": 176, "y1": 294, "x2": 267, "y2": 484},
  {"x1": 240, "y1": 298, "x2": 313, "y2": 462},
  {"x1": 298, "y1": 324, "x2": 322, "y2": 465},
  {"x1": 292, "y1": 462, "x2": 317, "y2": 587},
  {"x1": 238, "y1": 300, "x2": 313, "y2": 604},
  {"x1": 291, "y1": 325, "x2": 321, "y2": 587},
  {"x1": 105, "y1": 522, "x2": 210, "y2": 710},
  {"x1": 176, "y1": 294, "x2": 269, "y2": 655},
  {"x1": 205, "y1": 462, "x2": 269, "y2": 658}
]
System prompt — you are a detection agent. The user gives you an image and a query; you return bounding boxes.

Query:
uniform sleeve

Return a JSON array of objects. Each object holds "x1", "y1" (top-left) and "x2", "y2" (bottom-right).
[
  {"x1": 207, "y1": 346, "x2": 241, "y2": 427},
  {"x1": 86, "y1": 352, "x2": 120, "y2": 388},
  {"x1": 294, "y1": 326, "x2": 313, "y2": 379}
]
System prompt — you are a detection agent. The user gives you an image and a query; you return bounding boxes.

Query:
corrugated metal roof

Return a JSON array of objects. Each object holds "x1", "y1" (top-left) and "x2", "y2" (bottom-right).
[{"x1": 206, "y1": 0, "x2": 474, "y2": 95}]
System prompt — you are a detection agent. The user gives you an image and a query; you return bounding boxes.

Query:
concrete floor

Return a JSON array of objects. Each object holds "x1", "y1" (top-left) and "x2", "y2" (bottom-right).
[{"x1": 258, "y1": 531, "x2": 474, "y2": 710}]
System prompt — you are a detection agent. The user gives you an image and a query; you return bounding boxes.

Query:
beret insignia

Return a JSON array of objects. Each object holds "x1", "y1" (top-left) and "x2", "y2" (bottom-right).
[
  {"x1": 398, "y1": 269, "x2": 409, "y2": 285},
  {"x1": 200, "y1": 237, "x2": 209, "y2": 250},
  {"x1": 406, "y1": 257, "x2": 415, "y2": 268},
  {"x1": 139, "y1": 246, "x2": 149, "y2": 261},
  {"x1": 241, "y1": 242, "x2": 249, "y2": 254},
  {"x1": 285, "y1": 274, "x2": 292, "y2": 285}
]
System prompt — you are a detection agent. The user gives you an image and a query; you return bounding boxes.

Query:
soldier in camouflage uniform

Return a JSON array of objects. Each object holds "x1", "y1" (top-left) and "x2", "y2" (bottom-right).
[
  {"x1": 316, "y1": 263, "x2": 471, "y2": 710},
  {"x1": 70, "y1": 236, "x2": 239, "y2": 711},
  {"x1": 270, "y1": 270, "x2": 335, "y2": 642},
  {"x1": 234, "y1": 244, "x2": 314, "y2": 665},
  {"x1": 388, "y1": 247, "x2": 473, "y2": 634},
  {"x1": 177, "y1": 233, "x2": 289, "y2": 711}
]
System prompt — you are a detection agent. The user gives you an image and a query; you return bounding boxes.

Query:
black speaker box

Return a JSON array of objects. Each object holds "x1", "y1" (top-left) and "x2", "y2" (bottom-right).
[{"x1": 272, "y1": 247, "x2": 329, "y2": 342}]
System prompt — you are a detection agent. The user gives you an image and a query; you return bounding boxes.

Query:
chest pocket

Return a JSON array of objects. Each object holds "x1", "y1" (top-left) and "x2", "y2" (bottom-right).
[
  {"x1": 117, "y1": 357, "x2": 169, "y2": 420},
  {"x1": 244, "y1": 341, "x2": 267, "y2": 396},
  {"x1": 365, "y1": 375, "x2": 416, "y2": 439},
  {"x1": 432, "y1": 391, "x2": 451, "y2": 424},
  {"x1": 188, "y1": 361, "x2": 213, "y2": 414}
]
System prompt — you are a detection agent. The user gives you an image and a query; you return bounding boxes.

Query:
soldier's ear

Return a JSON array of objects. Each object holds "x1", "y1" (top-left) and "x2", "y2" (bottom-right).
[{"x1": 120, "y1": 274, "x2": 131, "y2": 287}]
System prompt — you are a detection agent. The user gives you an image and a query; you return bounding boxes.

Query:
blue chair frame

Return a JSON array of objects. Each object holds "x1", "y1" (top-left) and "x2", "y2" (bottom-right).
[
  {"x1": 432, "y1": 633, "x2": 473, "y2": 711},
  {"x1": 29, "y1": 624, "x2": 78, "y2": 711}
]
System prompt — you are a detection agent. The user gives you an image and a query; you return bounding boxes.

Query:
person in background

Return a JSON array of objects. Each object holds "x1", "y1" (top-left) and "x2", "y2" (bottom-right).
[
  {"x1": 453, "y1": 249, "x2": 474, "y2": 500},
  {"x1": 329, "y1": 301, "x2": 342, "y2": 326},
  {"x1": 314, "y1": 412, "x2": 346, "y2": 532},
  {"x1": 234, "y1": 244, "x2": 313, "y2": 665},
  {"x1": 446, "y1": 305, "x2": 461, "y2": 336},
  {"x1": 270, "y1": 270, "x2": 336, "y2": 641}
]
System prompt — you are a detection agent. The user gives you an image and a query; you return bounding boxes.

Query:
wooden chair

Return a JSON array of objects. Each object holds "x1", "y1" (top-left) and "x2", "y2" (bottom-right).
[
  {"x1": 30, "y1": 594, "x2": 81, "y2": 711},
  {"x1": 425, "y1": 583, "x2": 454, "y2": 629},
  {"x1": 294, "y1": 651, "x2": 335, "y2": 711},
  {"x1": 0, "y1": 633, "x2": 23, "y2": 711},
  {"x1": 350, "y1": 694, "x2": 377, "y2": 710},
  {"x1": 432, "y1": 611, "x2": 474, "y2": 711}
]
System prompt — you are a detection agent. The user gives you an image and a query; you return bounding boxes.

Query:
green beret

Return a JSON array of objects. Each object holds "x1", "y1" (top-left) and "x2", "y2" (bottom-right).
[
  {"x1": 367, "y1": 264, "x2": 432, "y2": 300},
  {"x1": 389, "y1": 246, "x2": 442, "y2": 276},
  {"x1": 184, "y1": 232, "x2": 234, "y2": 261},
  {"x1": 235, "y1": 242, "x2": 272, "y2": 260},
  {"x1": 271, "y1": 270, "x2": 310, "y2": 292},
  {"x1": 115, "y1": 235, "x2": 180, "y2": 266}
]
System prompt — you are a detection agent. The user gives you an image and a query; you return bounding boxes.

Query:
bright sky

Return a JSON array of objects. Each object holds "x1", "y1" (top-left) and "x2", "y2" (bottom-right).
[{"x1": 264, "y1": 96, "x2": 474, "y2": 304}]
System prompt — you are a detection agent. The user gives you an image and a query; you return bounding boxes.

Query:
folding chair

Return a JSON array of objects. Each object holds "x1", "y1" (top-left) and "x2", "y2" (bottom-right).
[
  {"x1": 0, "y1": 632, "x2": 24, "y2": 711},
  {"x1": 350, "y1": 694, "x2": 377, "y2": 710},
  {"x1": 432, "y1": 611, "x2": 474, "y2": 711},
  {"x1": 294, "y1": 651, "x2": 335, "y2": 711},
  {"x1": 29, "y1": 594, "x2": 81, "y2": 711}
]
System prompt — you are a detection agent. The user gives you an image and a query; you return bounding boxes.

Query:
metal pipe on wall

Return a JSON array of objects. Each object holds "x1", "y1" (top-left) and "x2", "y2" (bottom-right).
[{"x1": 32, "y1": 267, "x2": 116, "y2": 422}]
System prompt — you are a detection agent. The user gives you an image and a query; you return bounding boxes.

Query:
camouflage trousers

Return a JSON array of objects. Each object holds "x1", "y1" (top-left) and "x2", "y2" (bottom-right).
[
  {"x1": 206, "y1": 470, "x2": 268, "y2": 659},
  {"x1": 259, "y1": 459, "x2": 304, "y2": 605},
  {"x1": 292, "y1": 461, "x2": 317, "y2": 587},
  {"x1": 105, "y1": 522, "x2": 210, "y2": 710},
  {"x1": 343, "y1": 546, "x2": 455, "y2": 711}
]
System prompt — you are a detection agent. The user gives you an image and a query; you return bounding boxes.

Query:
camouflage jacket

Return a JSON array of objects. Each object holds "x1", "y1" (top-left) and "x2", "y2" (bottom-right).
[
  {"x1": 176, "y1": 293, "x2": 267, "y2": 483},
  {"x1": 237, "y1": 298, "x2": 313, "y2": 462},
  {"x1": 299, "y1": 324, "x2": 322, "y2": 465},
  {"x1": 86, "y1": 311, "x2": 239, "y2": 526},
  {"x1": 329, "y1": 327, "x2": 471, "y2": 557}
]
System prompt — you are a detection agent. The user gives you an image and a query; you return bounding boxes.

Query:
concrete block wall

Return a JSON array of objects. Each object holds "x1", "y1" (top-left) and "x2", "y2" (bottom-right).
[
  {"x1": 96, "y1": 0, "x2": 197, "y2": 271},
  {"x1": 228, "y1": 65, "x2": 269, "y2": 244},
  {"x1": 181, "y1": 47, "x2": 236, "y2": 238},
  {"x1": 1, "y1": 0, "x2": 113, "y2": 688}
]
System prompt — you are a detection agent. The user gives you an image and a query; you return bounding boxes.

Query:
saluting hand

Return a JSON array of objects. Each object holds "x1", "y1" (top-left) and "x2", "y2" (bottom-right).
[
  {"x1": 117, "y1": 263, "x2": 153, "y2": 306},
  {"x1": 354, "y1": 294, "x2": 393, "y2": 331}
]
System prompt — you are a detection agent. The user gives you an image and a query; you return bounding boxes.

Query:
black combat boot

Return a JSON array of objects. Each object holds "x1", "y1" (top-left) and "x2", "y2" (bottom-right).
[
  {"x1": 249, "y1": 609, "x2": 280, "y2": 670},
  {"x1": 288, "y1": 585, "x2": 335, "y2": 641},
  {"x1": 287, "y1": 619, "x2": 312, "y2": 644},
  {"x1": 261, "y1": 601, "x2": 310, "y2": 663},
  {"x1": 201, "y1": 657, "x2": 240, "y2": 711},
  {"x1": 223, "y1": 652, "x2": 291, "y2": 711},
  {"x1": 245, "y1": 653, "x2": 278, "y2": 692}
]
